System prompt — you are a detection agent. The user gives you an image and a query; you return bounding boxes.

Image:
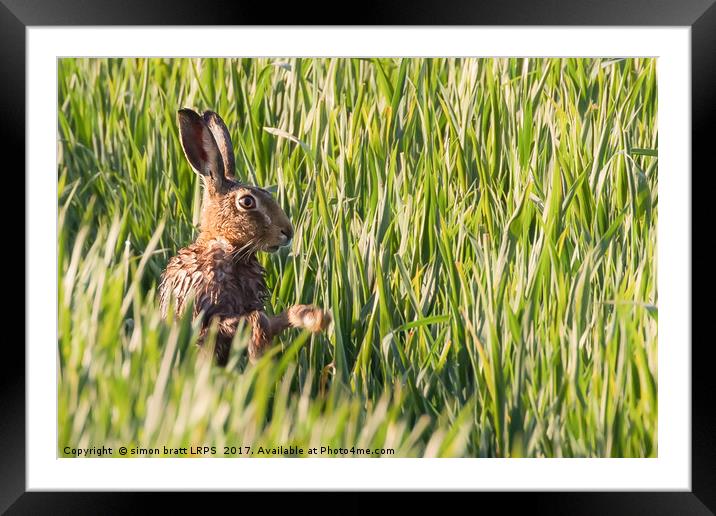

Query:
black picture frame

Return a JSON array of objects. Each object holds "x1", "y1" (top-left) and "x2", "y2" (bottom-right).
[{"x1": 4, "y1": 1, "x2": 711, "y2": 513}]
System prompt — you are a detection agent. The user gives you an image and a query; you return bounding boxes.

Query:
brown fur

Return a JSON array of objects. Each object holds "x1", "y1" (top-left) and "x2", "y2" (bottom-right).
[{"x1": 159, "y1": 109, "x2": 330, "y2": 366}]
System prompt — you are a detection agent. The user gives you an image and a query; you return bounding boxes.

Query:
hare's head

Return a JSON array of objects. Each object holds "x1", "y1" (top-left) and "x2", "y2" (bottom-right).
[{"x1": 177, "y1": 108, "x2": 293, "y2": 253}]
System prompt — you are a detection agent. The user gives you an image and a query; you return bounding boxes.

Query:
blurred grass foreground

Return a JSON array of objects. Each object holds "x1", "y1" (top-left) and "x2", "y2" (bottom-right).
[{"x1": 58, "y1": 58, "x2": 658, "y2": 457}]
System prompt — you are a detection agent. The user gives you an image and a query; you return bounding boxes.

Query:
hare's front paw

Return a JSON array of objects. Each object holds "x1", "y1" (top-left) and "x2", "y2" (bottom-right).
[{"x1": 288, "y1": 304, "x2": 332, "y2": 333}]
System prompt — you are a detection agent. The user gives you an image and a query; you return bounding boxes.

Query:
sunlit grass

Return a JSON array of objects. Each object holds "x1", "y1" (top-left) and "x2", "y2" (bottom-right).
[{"x1": 58, "y1": 57, "x2": 658, "y2": 457}]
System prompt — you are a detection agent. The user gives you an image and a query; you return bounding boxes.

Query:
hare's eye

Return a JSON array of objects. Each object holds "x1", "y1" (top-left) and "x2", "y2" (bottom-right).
[{"x1": 237, "y1": 195, "x2": 256, "y2": 210}]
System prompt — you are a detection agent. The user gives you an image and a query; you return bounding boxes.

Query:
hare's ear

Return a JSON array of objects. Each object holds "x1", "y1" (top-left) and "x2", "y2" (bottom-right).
[
  {"x1": 203, "y1": 111, "x2": 236, "y2": 179},
  {"x1": 177, "y1": 108, "x2": 227, "y2": 193}
]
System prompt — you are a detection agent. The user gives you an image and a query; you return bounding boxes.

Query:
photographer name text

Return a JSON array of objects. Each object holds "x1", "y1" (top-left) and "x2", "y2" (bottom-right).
[{"x1": 63, "y1": 445, "x2": 395, "y2": 457}]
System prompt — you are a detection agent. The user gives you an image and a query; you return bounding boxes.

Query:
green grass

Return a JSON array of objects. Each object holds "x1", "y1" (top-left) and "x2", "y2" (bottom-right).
[{"x1": 58, "y1": 57, "x2": 658, "y2": 458}]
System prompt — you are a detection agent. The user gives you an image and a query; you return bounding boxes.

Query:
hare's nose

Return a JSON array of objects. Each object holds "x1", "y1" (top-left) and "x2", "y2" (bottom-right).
[{"x1": 281, "y1": 227, "x2": 294, "y2": 244}]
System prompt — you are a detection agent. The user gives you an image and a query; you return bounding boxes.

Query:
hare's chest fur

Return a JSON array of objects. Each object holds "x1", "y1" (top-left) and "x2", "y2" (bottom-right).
[{"x1": 159, "y1": 239, "x2": 268, "y2": 320}]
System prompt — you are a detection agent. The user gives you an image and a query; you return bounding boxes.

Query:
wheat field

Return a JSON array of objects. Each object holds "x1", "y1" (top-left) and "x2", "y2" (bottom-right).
[{"x1": 58, "y1": 57, "x2": 658, "y2": 457}]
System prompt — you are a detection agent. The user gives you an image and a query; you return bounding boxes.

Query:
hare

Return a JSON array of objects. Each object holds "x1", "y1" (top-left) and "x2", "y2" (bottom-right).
[{"x1": 159, "y1": 108, "x2": 331, "y2": 366}]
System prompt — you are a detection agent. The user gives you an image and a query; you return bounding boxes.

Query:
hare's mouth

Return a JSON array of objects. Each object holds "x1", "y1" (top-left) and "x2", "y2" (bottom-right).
[{"x1": 265, "y1": 237, "x2": 292, "y2": 253}]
